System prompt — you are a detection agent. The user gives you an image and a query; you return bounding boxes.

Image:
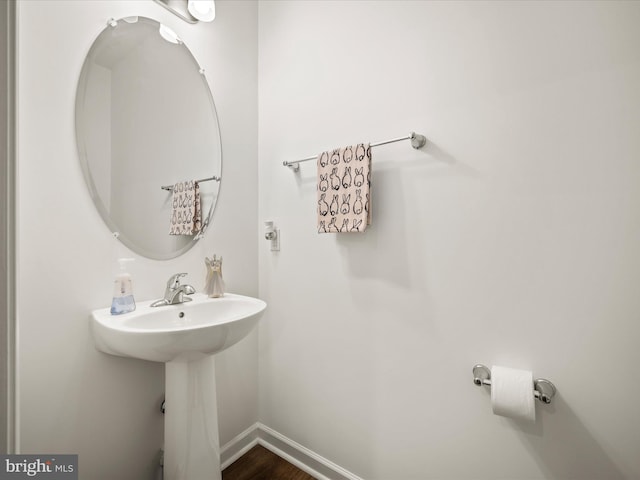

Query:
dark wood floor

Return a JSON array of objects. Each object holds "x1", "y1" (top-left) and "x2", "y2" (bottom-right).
[{"x1": 222, "y1": 445, "x2": 316, "y2": 480}]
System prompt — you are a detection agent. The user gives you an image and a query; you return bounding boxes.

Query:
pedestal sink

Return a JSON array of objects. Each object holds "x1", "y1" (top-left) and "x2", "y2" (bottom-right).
[{"x1": 90, "y1": 293, "x2": 266, "y2": 480}]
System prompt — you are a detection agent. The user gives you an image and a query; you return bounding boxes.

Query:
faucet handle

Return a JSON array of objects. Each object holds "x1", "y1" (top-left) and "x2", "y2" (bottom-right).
[{"x1": 167, "y1": 273, "x2": 188, "y2": 288}]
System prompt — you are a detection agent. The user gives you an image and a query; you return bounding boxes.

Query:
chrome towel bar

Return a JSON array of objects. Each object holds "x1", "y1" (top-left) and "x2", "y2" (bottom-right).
[
  {"x1": 161, "y1": 176, "x2": 221, "y2": 191},
  {"x1": 283, "y1": 132, "x2": 427, "y2": 172},
  {"x1": 472, "y1": 364, "x2": 557, "y2": 405}
]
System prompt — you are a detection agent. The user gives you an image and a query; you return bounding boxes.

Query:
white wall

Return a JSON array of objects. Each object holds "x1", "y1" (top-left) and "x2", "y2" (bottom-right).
[
  {"x1": 17, "y1": 1, "x2": 257, "y2": 478},
  {"x1": 0, "y1": 0, "x2": 14, "y2": 455},
  {"x1": 258, "y1": 1, "x2": 640, "y2": 479}
]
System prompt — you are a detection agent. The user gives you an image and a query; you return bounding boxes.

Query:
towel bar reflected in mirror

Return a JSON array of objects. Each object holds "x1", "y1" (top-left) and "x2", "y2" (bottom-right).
[{"x1": 161, "y1": 175, "x2": 221, "y2": 191}]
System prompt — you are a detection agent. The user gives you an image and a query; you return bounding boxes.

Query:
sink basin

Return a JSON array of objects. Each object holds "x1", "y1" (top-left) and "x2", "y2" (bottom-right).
[{"x1": 91, "y1": 293, "x2": 266, "y2": 362}]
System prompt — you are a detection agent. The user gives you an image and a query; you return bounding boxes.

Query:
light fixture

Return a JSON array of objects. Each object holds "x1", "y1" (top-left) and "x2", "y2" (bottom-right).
[
  {"x1": 153, "y1": 0, "x2": 215, "y2": 24},
  {"x1": 188, "y1": 0, "x2": 215, "y2": 22}
]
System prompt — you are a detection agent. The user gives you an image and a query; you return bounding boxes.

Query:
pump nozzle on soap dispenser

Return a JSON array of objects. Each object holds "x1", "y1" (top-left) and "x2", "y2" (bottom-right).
[{"x1": 110, "y1": 258, "x2": 136, "y2": 315}]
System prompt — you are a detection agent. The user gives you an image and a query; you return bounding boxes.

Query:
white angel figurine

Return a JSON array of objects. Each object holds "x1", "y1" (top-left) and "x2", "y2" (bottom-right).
[{"x1": 204, "y1": 255, "x2": 225, "y2": 298}]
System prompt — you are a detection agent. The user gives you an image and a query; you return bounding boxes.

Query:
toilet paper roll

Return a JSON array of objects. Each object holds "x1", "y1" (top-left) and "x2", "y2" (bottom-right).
[{"x1": 491, "y1": 365, "x2": 535, "y2": 422}]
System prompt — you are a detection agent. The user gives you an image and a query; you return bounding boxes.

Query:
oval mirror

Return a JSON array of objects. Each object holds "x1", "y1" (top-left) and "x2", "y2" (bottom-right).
[{"x1": 75, "y1": 16, "x2": 222, "y2": 260}]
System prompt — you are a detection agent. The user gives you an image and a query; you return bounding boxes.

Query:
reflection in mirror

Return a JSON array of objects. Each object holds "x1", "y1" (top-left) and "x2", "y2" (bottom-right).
[{"x1": 76, "y1": 16, "x2": 222, "y2": 260}]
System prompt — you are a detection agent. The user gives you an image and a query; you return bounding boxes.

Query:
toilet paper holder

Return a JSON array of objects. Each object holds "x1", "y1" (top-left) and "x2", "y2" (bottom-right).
[{"x1": 472, "y1": 364, "x2": 556, "y2": 404}]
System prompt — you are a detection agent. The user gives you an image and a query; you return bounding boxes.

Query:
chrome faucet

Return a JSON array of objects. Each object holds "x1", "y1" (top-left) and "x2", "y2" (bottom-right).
[{"x1": 150, "y1": 273, "x2": 196, "y2": 307}]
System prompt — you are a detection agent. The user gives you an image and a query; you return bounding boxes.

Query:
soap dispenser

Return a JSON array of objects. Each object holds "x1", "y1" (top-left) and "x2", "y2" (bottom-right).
[
  {"x1": 110, "y1": 258, "x2": 136, "y2": 315},
  {"x1": 204, "y1": 255, "x2": 225, "y2": 298}
]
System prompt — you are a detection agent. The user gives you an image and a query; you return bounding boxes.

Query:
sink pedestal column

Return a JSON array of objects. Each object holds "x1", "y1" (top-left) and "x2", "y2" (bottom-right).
[{"x1": 164, "y1": 356, "x2": 221, "y2": 480}]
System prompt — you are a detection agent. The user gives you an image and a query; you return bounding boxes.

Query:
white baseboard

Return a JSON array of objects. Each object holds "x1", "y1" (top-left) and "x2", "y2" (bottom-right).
[
  {"x1": 219, "y1": 423, "x2": 260, "y2": 469},
  {"x1": 220, "y1": 423, "x2": 363, "y2": 480}
]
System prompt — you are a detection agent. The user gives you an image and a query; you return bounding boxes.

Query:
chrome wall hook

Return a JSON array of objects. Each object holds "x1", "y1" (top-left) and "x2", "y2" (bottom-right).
[
  {"x1": 264, "y1": 221, "x2": 280, "y2": 251},
  {"x1": 472, "y1": 364, "x2": 557, "y2": 405}
]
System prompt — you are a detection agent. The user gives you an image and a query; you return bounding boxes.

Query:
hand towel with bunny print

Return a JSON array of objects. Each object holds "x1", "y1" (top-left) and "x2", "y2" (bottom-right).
[
  {"x1": 317, "y1": 143, "x2": 371, "y2": 233},
  {"x1": 169, "y1": 180, "x2": 202, "y2": 235}
]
